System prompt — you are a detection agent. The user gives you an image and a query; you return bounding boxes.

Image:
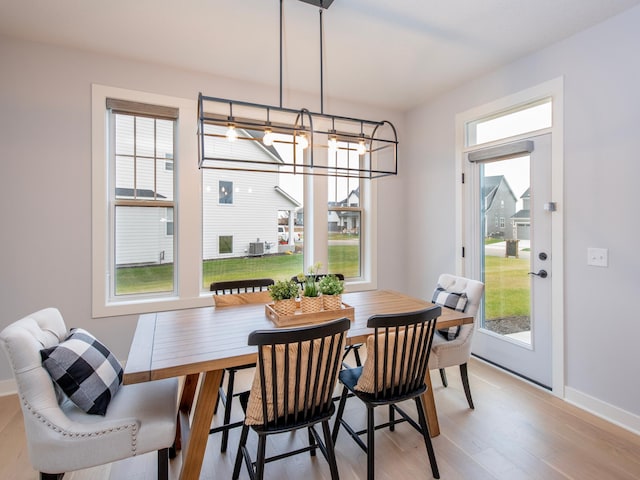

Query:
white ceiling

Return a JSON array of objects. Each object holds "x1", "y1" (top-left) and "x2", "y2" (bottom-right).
[{"x1": 1, "y1": 0, "x2": 639, "y2": 111}]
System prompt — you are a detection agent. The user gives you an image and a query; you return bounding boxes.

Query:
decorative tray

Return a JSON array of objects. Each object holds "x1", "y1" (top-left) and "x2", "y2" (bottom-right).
[{"x1": 265, "y1": 302, "x2": 355, "y2": 327}]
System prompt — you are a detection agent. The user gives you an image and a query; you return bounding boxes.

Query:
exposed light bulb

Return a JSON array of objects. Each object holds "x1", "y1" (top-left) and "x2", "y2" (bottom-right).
[
  {"x1": 296, "y1": 132, "x2": 309, "y2": 149},
  {"x1": 226, "y1": 123, "x2": 238, "y2": 142},
  {"x1": 263, "y1": 128, "x2": 275, "y2": 146},
  {"x1": 328, "y1": 134, "x2": 338, "y2": 153},
  {"x1": 356, "y1": 138, "x2": 367, "y2": 156}
]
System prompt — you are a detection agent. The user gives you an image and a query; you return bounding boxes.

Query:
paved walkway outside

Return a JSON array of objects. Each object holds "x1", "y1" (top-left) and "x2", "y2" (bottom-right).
[{"x1": 484, "y1": 239, "x2": 531, "y2": 259}]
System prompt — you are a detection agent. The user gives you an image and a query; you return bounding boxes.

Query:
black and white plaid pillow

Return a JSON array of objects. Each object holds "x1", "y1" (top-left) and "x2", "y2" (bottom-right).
[
  {"x1": 40, "y1": 328, "x2": 123, "y2": 415},
  {"x1": 432, "y1": 287, "x2": 468, "y2": 340}
]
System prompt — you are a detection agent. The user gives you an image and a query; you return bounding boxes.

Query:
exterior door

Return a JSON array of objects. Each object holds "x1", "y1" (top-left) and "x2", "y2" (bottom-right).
[{"x1": 469, "y1": 133, "x2": 552, "y2": 388}]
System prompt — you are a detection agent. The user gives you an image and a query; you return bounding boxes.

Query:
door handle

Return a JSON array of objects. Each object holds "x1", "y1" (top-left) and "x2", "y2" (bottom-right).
[{"x1": 528, "y1": 270, "x2": 548, "y2": 279}]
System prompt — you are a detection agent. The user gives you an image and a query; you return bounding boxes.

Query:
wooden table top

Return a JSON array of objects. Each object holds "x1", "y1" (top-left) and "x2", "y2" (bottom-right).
[{"x1": 124, "y1": 289, "x2": 473, "y2": 385}]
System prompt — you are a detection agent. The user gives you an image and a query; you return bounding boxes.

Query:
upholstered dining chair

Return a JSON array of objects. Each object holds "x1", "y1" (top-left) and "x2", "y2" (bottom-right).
[
  {"x1": 429, "y1": 273, "x2": 485, "y2": 409},
  {"x1": 233, "y1": 317, "x2": 350, "y2": 480},
  {"x1": 210, "y1": 278, "x2": 274, "y2": 452},
  {"x1": 0, "y1": 307, "x2": 178, "y2": 480},
  {"x1": 332, "y1": 306, "x2": 442, "y2": 480}
]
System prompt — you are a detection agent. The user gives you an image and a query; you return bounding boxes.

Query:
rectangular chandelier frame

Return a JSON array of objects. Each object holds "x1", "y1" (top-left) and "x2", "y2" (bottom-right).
[{"x1": 197, "y1": 93, "x2": 398, "y2": 179}]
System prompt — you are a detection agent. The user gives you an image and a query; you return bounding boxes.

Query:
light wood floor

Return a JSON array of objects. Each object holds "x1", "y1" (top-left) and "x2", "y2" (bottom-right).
[{"x1": 3, "y1": 357, "x2": 640, "y2": 479}]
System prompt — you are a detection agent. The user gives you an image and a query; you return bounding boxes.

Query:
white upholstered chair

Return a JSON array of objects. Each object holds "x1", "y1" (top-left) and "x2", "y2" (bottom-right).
[
  {"x1": 0, "y1": 308, "x2": 179, "y2": 480},
  {"x1": 428, "y1": 274, "x2": 484, "y2": 409}
]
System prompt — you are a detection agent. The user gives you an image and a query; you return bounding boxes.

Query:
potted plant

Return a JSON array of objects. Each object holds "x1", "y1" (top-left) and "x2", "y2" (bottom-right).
[
  {"x1": 268, "y1": 279, "x2": 299, "y2": 316},
  {"x1": 298, "y1": 262, "x2": 323, "y2": 313},
  {"x1": 319, "y1": 274, "x2": 344, "y2": 310}
]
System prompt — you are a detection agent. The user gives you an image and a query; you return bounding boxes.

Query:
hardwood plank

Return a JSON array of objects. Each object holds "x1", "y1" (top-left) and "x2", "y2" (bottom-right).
[
  {"x1": 0, "y1": 395, "x2": 36, "y2": 480},
  {"x1": 4, "y1": 358, "x2": 640, "y2": 479}
]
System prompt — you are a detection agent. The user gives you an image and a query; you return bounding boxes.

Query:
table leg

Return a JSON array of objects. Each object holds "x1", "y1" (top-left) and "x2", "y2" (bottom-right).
[
  {"x1": 175, "y1": 374, "x2": 200, "y2": 451},
  {"x1": 421, "y1": 370, "x2": 441, "y2": 437},
  {"x1": 179, "y1": 369, "x2": 223, "y2": 480}
]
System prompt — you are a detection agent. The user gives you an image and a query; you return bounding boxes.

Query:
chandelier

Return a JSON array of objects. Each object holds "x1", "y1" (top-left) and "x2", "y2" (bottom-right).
[{"x1": 197, "y1": 0, "x2": 398, "y2": 179}]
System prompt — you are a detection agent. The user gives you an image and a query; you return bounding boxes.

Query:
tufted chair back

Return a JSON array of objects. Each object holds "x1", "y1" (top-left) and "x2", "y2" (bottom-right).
[
  {"x1": 0, "y1": 307, "x2": 178, "y2": 479},
  {"x1": 428, "y1": 274, "x2": 484, "y2": 409}
]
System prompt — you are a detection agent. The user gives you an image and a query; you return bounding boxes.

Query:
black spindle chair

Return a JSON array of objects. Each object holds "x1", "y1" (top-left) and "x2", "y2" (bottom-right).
[
  {"x1": 332, "y1": 306, "x2": 442, "y2": 480},
  {"x1": 291, "y1": 273, "x2": 362, "y2": 367},
  {"x1": 232, "y1": 318, "x2": 350, "y2": 480},
  {"x1": 209, "y1": 278, "x2": 274, "y2": 452}
]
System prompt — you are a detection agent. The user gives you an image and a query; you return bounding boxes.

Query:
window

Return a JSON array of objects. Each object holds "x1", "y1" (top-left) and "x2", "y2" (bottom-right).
[
  {"x1": 219, "y1": 235, "x2": 233, "y2": 254},
  {"x1": 201, "y1": 136, "x2": 305, "y2": 285},
  {"x1": 165, "y1": 208, "x2": 174, "y2": 236},
  {"x1": 219, "y1": 180, "x2": 233, "y2": 204},
  {"x1": 500, "y1": 217, "x2": 505, "y2": 228},
  {"x1": 93, "y1": 85, "x2": 376, "y2": 317},
  {"x1": 466, "y1": 99, "x2": 552, "y2": 147},
  {"x1": 108, "y1": 99, "x2": 177, "y2": 297},
  {"x1": 201, "y1": 131, "x2": 373, "y2": 287},
  {"x1": 328, "y1": 142, "x2": 363, "y2": 278}
]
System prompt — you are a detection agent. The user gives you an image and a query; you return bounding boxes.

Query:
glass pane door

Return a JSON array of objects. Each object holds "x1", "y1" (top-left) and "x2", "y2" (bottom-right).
[
  {"x1": 481, "y1": 155, "x2": 531, "y2": 344},
  {"x1": 471, "y1": 134, "x2": 553, "y2": 388}
]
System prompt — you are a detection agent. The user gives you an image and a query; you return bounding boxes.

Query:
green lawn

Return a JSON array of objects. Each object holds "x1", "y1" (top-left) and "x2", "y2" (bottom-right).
[
  {"x1": 115, "y1": 246, "x2": 361, "y2": 294},
  {"x1": 115, "y1": 263, "x2": 174, "y2": 295},
  {"x1": 116, "y1": 244, "x2": 530, "y2": 322},
  {"x1": 484, "y1": 255, "x2": 530, "y2": 319},
  {"x1": 202, "y1": 254, "x2": 304, "y2": 287}
]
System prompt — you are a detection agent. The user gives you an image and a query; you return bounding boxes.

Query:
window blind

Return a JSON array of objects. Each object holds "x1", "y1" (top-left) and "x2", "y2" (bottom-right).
[
  {"x1": 467, "y1": 140, "x2": 534, "y2": 163},
  {"x1": 106, "y1": 98, "x2": 179, "y2": 120}
]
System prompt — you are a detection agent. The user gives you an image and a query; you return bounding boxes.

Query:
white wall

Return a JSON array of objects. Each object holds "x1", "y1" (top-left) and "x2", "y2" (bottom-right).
[
  {"x1": 404, "y1": 5, "x2": 640, "y2": 426},
  {"x1": 0, "y1": 36, "x2": 405, "y2": 384}
]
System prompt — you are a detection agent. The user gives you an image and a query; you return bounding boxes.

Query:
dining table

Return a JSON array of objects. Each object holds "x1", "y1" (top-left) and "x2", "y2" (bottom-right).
[{"x1": 123, "y1": 289, "x2": 473, "y2": 480}]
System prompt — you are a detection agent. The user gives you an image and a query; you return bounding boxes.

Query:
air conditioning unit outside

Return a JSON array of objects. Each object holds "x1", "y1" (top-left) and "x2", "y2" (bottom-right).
[{"x1": 249, "y1": 242, "x2": 264, "y2": 256}]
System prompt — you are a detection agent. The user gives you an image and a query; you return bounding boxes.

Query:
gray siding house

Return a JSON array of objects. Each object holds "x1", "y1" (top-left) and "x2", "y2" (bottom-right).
[
  {"x1": 483, "y1": 175, "x2": 517, "y2": 239},
  {"x1": 512, "y1": 188, "x2": 531, "y2": 240}
]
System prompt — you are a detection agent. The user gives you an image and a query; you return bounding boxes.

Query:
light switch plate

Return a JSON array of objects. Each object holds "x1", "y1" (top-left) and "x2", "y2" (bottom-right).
[{"x1": 587, "y1": 248, "x2": 608, "y2": 267}]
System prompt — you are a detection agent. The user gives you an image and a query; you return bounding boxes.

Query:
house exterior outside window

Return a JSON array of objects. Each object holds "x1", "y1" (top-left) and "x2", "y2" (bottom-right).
[
  {"x1": 92, "y1": 86, "x2": 377, "y2": 317},
  {"x1": 108, "y1": 99, "x2": 177, "y2": 297}
]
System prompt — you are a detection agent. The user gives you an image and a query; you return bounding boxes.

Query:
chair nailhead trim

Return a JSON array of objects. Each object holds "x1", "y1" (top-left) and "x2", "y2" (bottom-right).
[
  {"x1": 6, "y1": 339, "x2": 140, "y2": 452},
  {"x1": 20, "y1": 396, "x2": 138, "y2": 449}
]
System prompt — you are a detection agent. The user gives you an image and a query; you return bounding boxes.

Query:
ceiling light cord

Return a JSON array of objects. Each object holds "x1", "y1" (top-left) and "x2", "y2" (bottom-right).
[
  {"x1": 280, "y1": 0, "x2": 283, "y2": 109},
  {"x1": 319, "y1": 6, "x2": 324, "y2": 115},
  {"x1": 197, "y1": 0, "x2": 399, "y2": 179}
]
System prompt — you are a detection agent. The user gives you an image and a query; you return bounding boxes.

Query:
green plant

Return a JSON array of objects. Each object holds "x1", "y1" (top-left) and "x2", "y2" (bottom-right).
[
  {"x1": 319, "y1": 274, "x2": 344, "y2": 296},
  {"x1": 268, "y1": 279, "x2": 300, "y2": 301},
  {"x1": 298, "y1": 262, "x2": 322, "y2": 297}
]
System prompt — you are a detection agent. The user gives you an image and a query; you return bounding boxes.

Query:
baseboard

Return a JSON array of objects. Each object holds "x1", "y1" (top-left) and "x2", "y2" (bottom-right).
[
  {"x1": 0, "y1": 378, "x2": 17, "y2": 397},
  {"x1": 565, "y1": 386, "x2": 640, "y2": 436}
]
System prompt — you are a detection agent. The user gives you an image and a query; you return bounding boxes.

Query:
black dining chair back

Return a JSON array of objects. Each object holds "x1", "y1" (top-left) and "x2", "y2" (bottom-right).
[
  {"x1": 208, "y1": 278, "x2": 275, "y2": 453},
  {"x1": 210, "y1": 278, "x2": 275, "y2": 294},
  {"x1": 332, "y1": 306, "x2": 442, "y2": 480},
  {"x1": 233, "y1": 317, "x2": 350, "y2": 480},
  {"x1": 290, "y1": 273, "x2": 362, "y2": 367},
  {"x1": 290, "y1": 273, "x2": 345, "y2": 288}
]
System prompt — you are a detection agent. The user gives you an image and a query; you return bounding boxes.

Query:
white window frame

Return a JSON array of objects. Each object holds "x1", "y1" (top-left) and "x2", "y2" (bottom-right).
[
  {"x1": 92, "y1": 85, "x2": 208, "y2": 317},
  {"x1": 93, "y1": 85, "x2": 378, "y2": 317}
]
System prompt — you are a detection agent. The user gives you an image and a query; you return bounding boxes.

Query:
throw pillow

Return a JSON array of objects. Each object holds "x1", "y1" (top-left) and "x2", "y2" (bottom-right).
[
  {"x1": 40, "y1": 328, "x2": 123, "y2": 415},
  {"x1": 355, "y1": 326, "x2": 419, "y2": 394},
  {"x1": 244, "y1": 334, "x2": 343, "y2": 425},
  {"x1": 432, "y1": 287, "x2": 468, "y2": 340}
]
